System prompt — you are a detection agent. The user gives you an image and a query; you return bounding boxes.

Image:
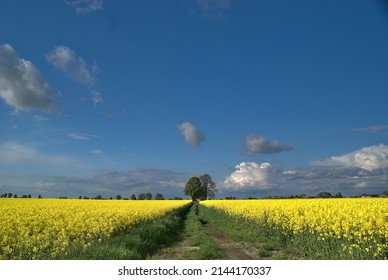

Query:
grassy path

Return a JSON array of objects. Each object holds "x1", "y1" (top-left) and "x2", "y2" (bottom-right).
[
  {"x1": 151, "y1": 202, "x2": 225, "y2": 259},
  {"x1": 202, "y1": 223, "x2": 255, "y2": 259},
  {"x1": 198, "y1": 204, "x2": 304, "y2": 260},
  {"x1": 69, "y1": 202, "x2": 301, "y2": 260},
  {"x1": 67, "y1": 203, "x2": 192, "y2": 259},
  {"x1": 152, "y1": 202, "x2": 258, "y2": 260}
]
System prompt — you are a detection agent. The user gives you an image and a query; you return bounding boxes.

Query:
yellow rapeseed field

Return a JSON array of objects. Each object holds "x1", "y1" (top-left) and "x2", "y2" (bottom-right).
[
  {"x1": 202, "y1": 198, "x2": 388, "y2": 259},
  {"x1": 0, "y1": 199, "x2": 189, "y2": 260}
]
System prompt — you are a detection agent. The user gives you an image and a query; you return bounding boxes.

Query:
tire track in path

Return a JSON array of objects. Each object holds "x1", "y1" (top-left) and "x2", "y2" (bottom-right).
[
  {"x1": 202, "y1": 223, "x2": 255, "y2": 260},
  {"x1": 151, "y1": 203, "x2": 257, "y2": 260}
]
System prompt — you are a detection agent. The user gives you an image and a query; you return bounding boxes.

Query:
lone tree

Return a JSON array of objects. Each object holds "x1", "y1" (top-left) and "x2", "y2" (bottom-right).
[
  {"x1": 184, "y1": 176, "x2": 203, "y2": 201},
  {"x1": 199, "y1": 174, "x2": 217, "y2": 200},
  {"x1": 317, "y1": 192, "x2": 332, "y2": 198},
  {"x1": 184, "y1": 174, "x2": 218, "y2": 201}
]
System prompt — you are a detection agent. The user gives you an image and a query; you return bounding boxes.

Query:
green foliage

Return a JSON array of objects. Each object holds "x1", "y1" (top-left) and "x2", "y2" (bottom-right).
[
  {"x1": 199, "y1": 174, "x2": 217, "y2": 200},
  {"x1": 184, "y1": 177, "x2": 203, "y2": 201},
  {"x1": 199, "y1": 204, "x2": 387, "y2": 260},
  {"x1": 199, "y1": 205, "x2": 299, "y2": 259},
  {"x1": 317, "y1": 192, "x2": 332, "y2": 198},
  {"x1": 67, "y1": 203, "x2": 192, "y2": 259},
  {"x1": 183, "y1": 174, "x2": 218, "y2": 201},
  {"x1": 179, "y1": 202, "x2": 225, "y2": 259}
]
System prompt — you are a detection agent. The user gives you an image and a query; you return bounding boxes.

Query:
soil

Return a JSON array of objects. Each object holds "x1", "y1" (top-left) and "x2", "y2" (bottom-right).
[
  {"x1": 202, "y1": 224, "x2": 255, "y2": 259},
  {"x1": 149, "y1": 238, "x2": 200, "y2": 260},
  {"x1": 151, "y1": 224, "x2": 257, "y2": 260}
]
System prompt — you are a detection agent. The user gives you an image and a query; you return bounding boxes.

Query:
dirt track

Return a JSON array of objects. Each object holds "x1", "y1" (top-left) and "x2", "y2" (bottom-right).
[
  {"x1": 202, "y1": 224, "x2": 255, "y2": 259},
  {"x1": 151, "y1": 218, "x2": 257, "y2": 260}
]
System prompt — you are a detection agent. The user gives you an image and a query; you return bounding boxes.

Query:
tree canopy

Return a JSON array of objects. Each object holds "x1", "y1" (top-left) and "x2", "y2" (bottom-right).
[
  {"x1": 184, "y1": 176, "x2": 203, "y2": 201},
  {"x1": 184, "y1": 174, "x2": 217, "y2": 201},
  {"x1": 199, "y1": 174, "x2": 217, "y2": 200}
]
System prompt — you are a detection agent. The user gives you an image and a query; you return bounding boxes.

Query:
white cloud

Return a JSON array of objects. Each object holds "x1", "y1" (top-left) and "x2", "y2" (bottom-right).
[
  {"x1": 91, "y1": 149, "x2": 102, "y2": 154},
  {"x1": 354, "y1": 181, "x2": 368, "y2": 189},
  {"x1": 177, "y1": 122, "x2": 205, "y2": 147},
  {"x1": 0, "y1": 168, "x2": 188, "y2": 198},
  {"x1": 314, "y1": 144, "x2": 388, "y2": 171},
  {"x1": 224, "y1": 162, "x2": 272, "y2": 190},
  {"x1": 33, "y1": 115, "x2": 50, "y2": 122},
  {"x1": 0, "y1": 142, "x2": 38, "y2": 164},
  {"x1": 244, "y1": 134, "x2": 293, "y2": 155},
  {"x1": 0, "y1": 142, "x2": 85, "y2": 168},
  {"x1": 352, "y1": 124, "x2": 388, "y2": 134},
  {"x1": 0, "y1": 44, "x2": 54, "y2": 111},
  {"x1": 283, "y1": 170, "x2": 298, "y2": 176},
  {"x1": 283, "y1": 170, "x2": 295, "y2": 175},
  {"x1": 68, "y1": 132, "x2": 93, "y2": 140},
  {"x1": 197, "y1": 0, "x2": 231, "y2": 21},
  {"x1": 46, "y1": 45, "x2": 97, "y2": 85},
  {"x1": 102, "y1": 158, "x2": 116, "y2": 164},
  {"x1": 91, "y1": 91, "x2": 103, "y2": 107},
  {"x1": 65, "y1": 0, "x2": 103, "y2": 14}
]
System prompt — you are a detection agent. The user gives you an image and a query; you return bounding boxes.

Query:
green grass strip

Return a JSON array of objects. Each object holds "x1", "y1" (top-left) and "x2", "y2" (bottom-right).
[
  {"x1": 200, "y1": 204, "x2": 387, "y2": 260},
  {"x1": 199, "y1": 204, "x2": 302, "y2": 259},
  {"x1": 183, "y1": 202, "x2": 226, "y2": 259},
  {"x1": 67, "y1": 203, "x2": 192, "y2": 259}
]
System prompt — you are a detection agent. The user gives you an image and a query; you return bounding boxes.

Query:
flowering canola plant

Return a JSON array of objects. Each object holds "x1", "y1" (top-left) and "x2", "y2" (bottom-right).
[
  {"x1": 202, "y1": 198, "x2": 388, "y2": 259},
  {"x1": 0, "y1": 199, "x2": 189, "y2": 259}
]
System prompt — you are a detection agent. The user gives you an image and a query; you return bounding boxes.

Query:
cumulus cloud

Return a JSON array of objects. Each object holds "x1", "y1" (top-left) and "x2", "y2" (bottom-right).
[
  {"x1": 219, "y1": 158, "x2": 388, "y2": 198},
  {"x1": 0, "y1": 142, "x2": 85, "y2": 168},
  {"x1": 283, "y1": 170, "x2": 297, "y2": 175},
  {"x1": 221, "y1": 153, "x2": 388, "y2": 196},
  {"x1": 46, "y1": 45, "x2": 97, "y2": 85},
  {"x1": 224, "y1": 162, "x2": 272, "y2": 190},
  {"x1": 0, "y1": 44, "x2": 54, "y2": 111},
  {"x1": 65, "y1": 0, "x2": 103, "y2": 14},
  {"x1": 282, "y1": 169, "x2": 300, "y2": 179},
  {"x1": 244, "y1": 134, "x2": 293, "y2": 155},
  {"x1": 177, "y1": 122, "x2": 205, "y2": 147},
  {"x1": 314, "y1": 144, "x2": 388, "y2": 171}
]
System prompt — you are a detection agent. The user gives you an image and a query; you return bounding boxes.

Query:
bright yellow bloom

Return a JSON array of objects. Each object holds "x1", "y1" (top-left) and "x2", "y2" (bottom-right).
[
  {"x1": 202, "y1": 198, "x2": 388, "y2": 259},
  {"x1": 0, "y1": 199, "x2": 189, "y2": 259}
]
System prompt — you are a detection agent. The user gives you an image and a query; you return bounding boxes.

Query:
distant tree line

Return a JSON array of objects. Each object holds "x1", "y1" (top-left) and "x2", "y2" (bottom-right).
[
  {"x1": 3, "y1": 189, "x2": 386, "y2": 200},
  {"x1": 222, "y1": 190, "x2": 388, "y2": 200},
  {"x1": 0, "y1": 192, "x2": 183, "y2": 200},
  {"x1": 0, "y1": 193, "x2": 42, "y2": 199},
  {"x1": 76, "y1": 192, "x2": 183, "y2": 200}
]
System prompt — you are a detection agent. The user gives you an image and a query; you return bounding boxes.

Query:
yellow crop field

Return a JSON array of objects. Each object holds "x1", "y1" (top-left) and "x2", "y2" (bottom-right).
[
  {"x1": 0, "y1": 199, "x2": 190, "y2": 260},
  {"x1": 202, "y1": 198, "x2": 388, "y2": 259}
]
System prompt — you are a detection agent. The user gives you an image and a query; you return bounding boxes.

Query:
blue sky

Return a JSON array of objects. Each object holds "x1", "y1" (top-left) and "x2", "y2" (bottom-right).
[{"x1": 1, "y1": 0, "x2": 388, "y2": 198}]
